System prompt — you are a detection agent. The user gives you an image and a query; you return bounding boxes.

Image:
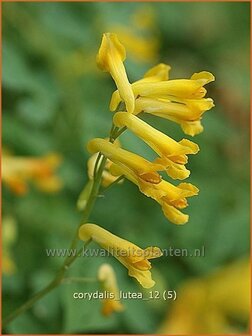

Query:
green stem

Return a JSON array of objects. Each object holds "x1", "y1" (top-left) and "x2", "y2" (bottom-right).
[
  {"x1": 114, "y1": 126, "x2": 127, "y2": 138},
  {"x1": 3, "y1": 123, "x2": 127, "y2": 328},
  {"x1": 93, "y1": 152, "x2": 102, "y2": 178}
]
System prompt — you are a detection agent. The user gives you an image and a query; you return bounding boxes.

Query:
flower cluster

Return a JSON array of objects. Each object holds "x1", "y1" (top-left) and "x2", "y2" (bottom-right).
[
  {"x1": 90, "y1": 33, "x2": 215, "y2": 224},
  {"x1": 79, "y1": 33, "x2": 214, "y2": 293}
]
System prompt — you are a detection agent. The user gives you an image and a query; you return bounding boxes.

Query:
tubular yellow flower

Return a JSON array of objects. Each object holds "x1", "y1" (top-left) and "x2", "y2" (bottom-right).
[
  {"x1": 2, "y1": 153, "x2": 62, "y2": 195},
  {"x1": 79, "y1": 224, "x2": 163, "y2": 288},
  {"x1": 113, "y1": 112, "x2": 199, "y2": 180},
  {"x1": 132, "y1": 71, "x2": 215, "y2": 100},
  {"x1": 134, "y1": 97, "x2": 214, "y2": 136},
  {"x1": 87, "y1": 138, "x2": 163, "y2": 184},
  {"x1": 110, "y1": 163, "x2": 198, "y2": 225},
  {"x1": 98, "y1": 263, "x2": 124, "y2": 316},
  {"x1": 97, "y1": 33, "x2": 135, "y2": 113},
  {"x1": 110, "y1": 63, "x2": 171, "y2": 112}
]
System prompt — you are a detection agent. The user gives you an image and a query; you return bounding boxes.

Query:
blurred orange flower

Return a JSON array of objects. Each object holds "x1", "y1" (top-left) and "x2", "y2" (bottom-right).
[{"x1": 2, "y1": 152, "x2": 62, "y2": 195}]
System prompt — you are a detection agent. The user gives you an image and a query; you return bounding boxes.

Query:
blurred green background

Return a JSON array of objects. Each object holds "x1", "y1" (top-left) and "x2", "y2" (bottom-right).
[{"x1": 2, "y1": 1, "x2": 250, "y2": 334}]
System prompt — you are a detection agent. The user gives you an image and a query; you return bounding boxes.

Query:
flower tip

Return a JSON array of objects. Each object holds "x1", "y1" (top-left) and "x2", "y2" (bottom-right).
[
  {"x1": 143, "y1": 279, "x2": 156, "y2": 289},
  {"x1": 191, "y1": 71, "x2": 215, "y2": 84},
  {"x1": 78, "y1": 224, "x2": 87, "y2": 241},
  {"x1": 78, "y1": 223, "x2": 96, "y2": 242},
  {"x1": 162, "y1": 203, "x2": 189, "y2": 225},
  {"x1": 96, "y1": 32, "x2": 126, "y2": 72},
  {"x1": 181, "y1": 122, "x2": 204, "y2": 136},
  {"x1": 86, "y1": 138, "x2": 101, "y2": 154},
  {"x1": 178, "y1": 182, "x2": 200, "y2": 196},
  {"x1": 98, "y1": 263, "x2": 117, "y2": 284},
  {"x1": 145, "y1": 246, "x2": 163, "y2": 259},
  {"x1": 113, "y1": 111, "x2": 127, "y2": 127},
  {"x1": 156, "y1": 247, "x2": 163, "y2": 257},
  {"x1": 144, "y1": 63, "x2": 171, "y2": 81},
  {"x1": 129, "y1": 270, "x2": 155, "y2": 288},
  {"x1": 179, "y1": 139, "x2": 200, "y2": 154},
  {"x1": 173, "y1": 215, "x2": 189, "y2": 225},
  {"x1": 207, "y1": 98, "x2": 215, "y2": 108},
  {"x1": 110, "y1": 91, "x2": 121, "y2": 111}
]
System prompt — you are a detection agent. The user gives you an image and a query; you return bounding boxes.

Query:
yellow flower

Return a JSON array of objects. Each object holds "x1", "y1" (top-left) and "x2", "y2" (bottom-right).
[
  {"x1": 110, "y1": 163, "x2": 198, "y2": 225},
  {"x1": 98, "y1": 263, "x2": 124, "y2": 316},
  {"x1": 87, "y1": 138, "x2": 163, "y2": 184},
  {"x1": 110, "y1": 63, "x2": 170, "y2": 112},
  {"x1": 79, "y1": 224, "x2": 163, "y2": 288},
  {"x1": 131, "y1": 71, "x2": 215, "y2": 100},
  {"x1": 113, "y1": 112, "x2": 199, "y2": 180},
  {"x1": 134, "y1": 96, "x2": 214, "y2": 136},
  {"x1": 2, "y1": 153, "x2": 62, "y2": 195},
  {"x1": 96, "y1": 33, "x2": 135, "y2": 113}
]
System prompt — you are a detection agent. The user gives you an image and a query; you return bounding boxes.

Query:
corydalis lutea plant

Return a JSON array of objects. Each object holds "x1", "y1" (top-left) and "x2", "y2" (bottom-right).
[
  {"x1": 3, "y1": 32, "x2": 214, "y2": 326},
  {"x1": 79, "y1": 32, "x2": 214, "y2": 286}
]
